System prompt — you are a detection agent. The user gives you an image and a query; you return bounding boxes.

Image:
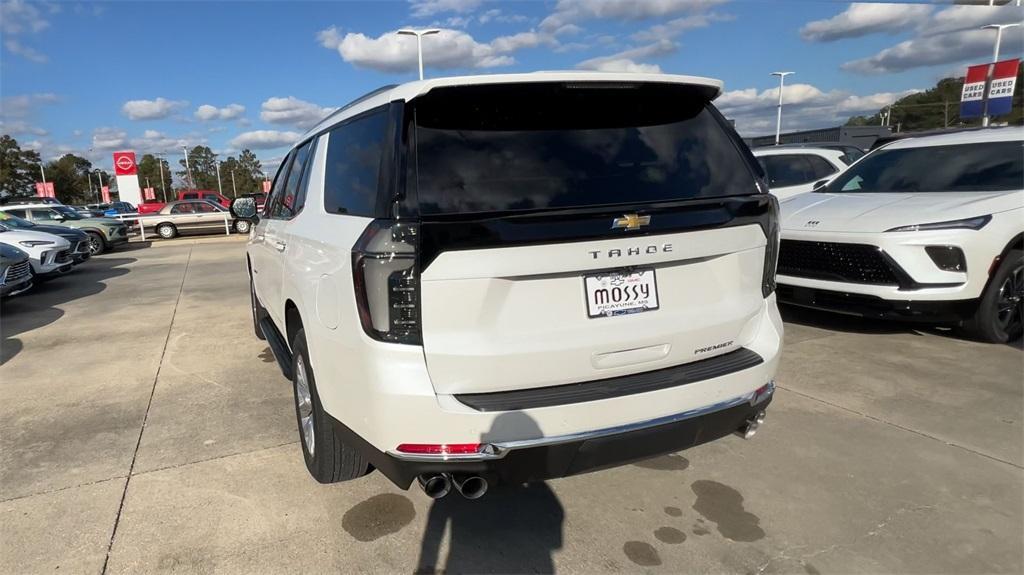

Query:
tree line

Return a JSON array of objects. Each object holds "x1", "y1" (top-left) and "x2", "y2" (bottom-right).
[
  {"x1": 0, "y1": 135, "x2": 266, "y2": 205},
  {"x1": 846, "y1": 62, "x2": 1023, "y2": 131}
]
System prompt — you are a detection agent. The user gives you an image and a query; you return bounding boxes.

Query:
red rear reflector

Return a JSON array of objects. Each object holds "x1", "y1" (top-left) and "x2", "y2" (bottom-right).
[{"x1": 396, "y1": 443, "x2": 482, "y2": 455}]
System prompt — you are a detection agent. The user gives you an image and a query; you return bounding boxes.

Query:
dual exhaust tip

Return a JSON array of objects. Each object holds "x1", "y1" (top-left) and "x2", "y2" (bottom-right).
[
  {"x1": 735, "y1": 410, "x2": 767, "y2": 440},
  {"x1": 417, "y1": 473, "x2": 488, "y2": 500}
]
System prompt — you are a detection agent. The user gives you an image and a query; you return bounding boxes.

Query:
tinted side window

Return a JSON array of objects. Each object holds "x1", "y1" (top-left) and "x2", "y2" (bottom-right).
[
  {"x1": 264, "y1": 151, "x2": 293, "y2": 218},
  {"x1": 324, "y1": 110, "x2": 388, "y2": 216},
  {"x1": 31, "y1": 209, "x2": 57, "y2": 221},
  {"x1": 271, "y1": 140, "x2": 313, "y2": 220},
  {"x1": 806, "y1": 155, "x2": 838, "y2": 179},
  {"x1": 183, "y1": 192, "x2": 198, "y2": 200},
  {"x1": 170, "y1": 203, "x2": 194, "y2": 214},
  {"x1": 6, "y1": 209, "x2": 27, "y2": 218},
  {"x1": 763, "y1": 155, "x2": 815, "y2": 188}
]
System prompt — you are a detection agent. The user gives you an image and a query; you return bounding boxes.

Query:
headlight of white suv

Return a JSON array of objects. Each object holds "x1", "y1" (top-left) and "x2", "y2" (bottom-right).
[
  {"x1": 19, "y1": 240, "x2": 54, "y2": 247},
  {"x1": 885, "y1": 215, "x2": 991, "y2": 233}
]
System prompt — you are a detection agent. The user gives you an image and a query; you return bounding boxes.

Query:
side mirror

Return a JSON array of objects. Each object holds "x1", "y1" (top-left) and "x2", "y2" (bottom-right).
[
  {"x1": 53, "y1": 214, "x2": 65, "y2": 222},
  {"x1": 812, "y1": 179, "x2": 829, "y2": 191},
  {"x1": 230, "y1": 197, "x2": 259, "y2": 222}
]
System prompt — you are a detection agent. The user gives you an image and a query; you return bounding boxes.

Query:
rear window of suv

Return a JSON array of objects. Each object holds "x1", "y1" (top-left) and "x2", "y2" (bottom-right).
[{"x1": 411, "y1": 82, "x2": 758, "y2": 215}]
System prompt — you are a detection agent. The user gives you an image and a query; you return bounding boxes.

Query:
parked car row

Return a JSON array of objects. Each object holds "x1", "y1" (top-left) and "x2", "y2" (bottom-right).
[
  {"x1": 0, "y1": 203, "x2": 128, "y2": 255},
  {"x1": 0, "y1": 210, "x2": 96, "y2": 298}
]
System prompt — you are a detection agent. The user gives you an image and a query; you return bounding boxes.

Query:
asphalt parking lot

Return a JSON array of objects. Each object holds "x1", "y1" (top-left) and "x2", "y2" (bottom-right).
[{"x1": 1, "y1": 236, "x2": 1021, "y2": 574}]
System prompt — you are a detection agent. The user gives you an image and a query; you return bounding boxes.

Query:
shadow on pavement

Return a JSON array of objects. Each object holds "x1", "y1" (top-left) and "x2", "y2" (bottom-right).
[
  {"x1": 781, "y1": 304, "x2": 1024, "y2": 349},
  {"x1": 416, "y1": 413, "x2": 565, "y2": 574},
  {"x1": 1, "y1": 255, "x2": 134, "y2": 365}
]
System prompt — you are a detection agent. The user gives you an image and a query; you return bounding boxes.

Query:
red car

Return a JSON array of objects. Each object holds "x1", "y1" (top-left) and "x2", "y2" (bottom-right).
[{"x1": 137, "y1": 190, "x2": 232, "y2": 214}]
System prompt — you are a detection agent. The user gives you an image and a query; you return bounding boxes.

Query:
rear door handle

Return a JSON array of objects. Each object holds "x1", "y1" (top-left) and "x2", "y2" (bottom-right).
[{"x1": 274, "y1": 241, "x2": 287, "y2": 252}]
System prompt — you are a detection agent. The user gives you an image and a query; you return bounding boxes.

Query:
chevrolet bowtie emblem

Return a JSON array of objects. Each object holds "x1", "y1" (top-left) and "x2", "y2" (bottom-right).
[{"x1": 611, "y1": 213, "x2": 651, "y2": 231}]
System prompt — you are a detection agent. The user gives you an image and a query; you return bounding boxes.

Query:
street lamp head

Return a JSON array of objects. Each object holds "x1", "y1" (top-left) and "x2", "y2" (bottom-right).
[
  {"x1": 983, "y1": 23, "x2": 1021, "y2": 31},
  {"x1": 770, "y1": 71, "x2": 794, "y2": 77},
  {"x1": 398, "y1": 28, "x2": 440, "y2": 37}
]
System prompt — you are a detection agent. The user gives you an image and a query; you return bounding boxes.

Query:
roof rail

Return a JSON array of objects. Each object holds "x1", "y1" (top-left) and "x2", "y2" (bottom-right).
[{"x1": 319, "y1": 84, "x2": 399, "y2": 125}]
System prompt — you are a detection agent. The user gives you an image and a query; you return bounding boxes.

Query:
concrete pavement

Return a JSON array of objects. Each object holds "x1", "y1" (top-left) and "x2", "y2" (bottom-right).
[{"x1": 1, "y1": 237, "x2": 1021, "y2": 574}]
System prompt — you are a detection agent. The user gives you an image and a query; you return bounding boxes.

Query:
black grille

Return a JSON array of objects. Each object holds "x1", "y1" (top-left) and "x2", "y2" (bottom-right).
[
  {"x1": 4, "y1": 260, "x2": 31, "y2": 284},
  {"x1": 55, "y1": 249, "x2": 72, "y2": 264},
  {"x1": 778, "y1": 240, "x2": 900, "y2": 285}
]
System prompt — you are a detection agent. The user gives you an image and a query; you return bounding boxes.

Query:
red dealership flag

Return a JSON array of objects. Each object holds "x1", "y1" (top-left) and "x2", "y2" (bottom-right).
[
  {"x1": 101, "y1": 186, "x2": 111, "y2": 203},
  {"x1": 144, "y1": 187, "x2": 156, "y2": 200},
  {"x1": 35, "y1": 182, "x2": 46, "y2": 196},
  {"x1": 262, "y1": 180, "x2": 272, "y2": 193}
]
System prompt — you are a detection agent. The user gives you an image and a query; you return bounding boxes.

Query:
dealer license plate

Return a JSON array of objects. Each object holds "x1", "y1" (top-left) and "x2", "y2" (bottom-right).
[{"x1": 584, "y1": 269, "x2": 659, "y2": 318}]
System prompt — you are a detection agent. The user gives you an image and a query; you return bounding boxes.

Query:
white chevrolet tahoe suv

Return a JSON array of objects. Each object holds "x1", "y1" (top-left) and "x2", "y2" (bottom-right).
[
  {"x1": 777, "y1": 128, "x2": 1023, "y2": 343},
  {"x1": 232, "y1": 72, "x2": 782, "y2": 500}
]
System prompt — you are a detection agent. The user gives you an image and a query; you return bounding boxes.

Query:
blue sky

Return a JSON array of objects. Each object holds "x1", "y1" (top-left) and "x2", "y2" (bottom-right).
[{"x1": 2, "y1": 0, "x2": 1022, "y2": 176}]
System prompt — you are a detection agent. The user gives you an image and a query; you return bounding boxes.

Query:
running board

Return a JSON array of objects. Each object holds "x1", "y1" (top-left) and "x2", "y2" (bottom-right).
[{"x1": 259, "y1": 316, "x2": 293, "y2": 380}]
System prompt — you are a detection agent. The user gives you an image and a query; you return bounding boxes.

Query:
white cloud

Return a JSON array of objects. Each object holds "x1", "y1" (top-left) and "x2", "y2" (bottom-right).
[
  {"x1": 259, "y1": 97, "x2": 334, "y2": 130},
  {"x1": 0, "y1": 93, "x2": 57, "y2": 137},
  {"x1": 631, "y1": 12, "x2": 733, "y2": 43},
  {"x1": 541, "y1": 0, "x2": 726, "y2": 33},
  {"x1": 129, "y1": 129, "x2": 201, "y2": 154},
  {"x1": 1, "y1": 92, "x2": 58, "y2": 118},
  {"x1": 840, "y1": 4, "x2": 1024, "y2": 74},
  {"x1": 230, "y1": 130, "x2": 302, "y2": 150},
  {"x1": 122, "y1": 97, "x2": 188, "y2": 120},
  {"x1": 716, "y1": 82, "x2": 920, "y2": 135},
  {"x1": 317, "y1": 26, "x2": 344, "y2": 49},
  {"x1": 321, "y1": 27, "x2": 525, "y2": 73},
  {"x1": 478, "y1": 9, "x2": 528, "y2": 25},
  {"x1": 0, "y1": 0, "x2": 50, "y2": 63},
  {"x1": 4, "y1": 37, "x2": 47, "y2": 63},
  {"x1": 194, "y1": 103, "x2": 245, "y2": 121},
  {"x1": 410, "y1": 0, "x2": 482, "y2": 18},
  {"x1": 800, "y1": 3, "x2": 933, "y2": 42},
  {"x1": 92, "y1": 127, "x2": 128, "y2": 151},
  {"x1": 576, "y1": 40, "x2": 676, "y2": 72},
  {"x1": 589, "y1": 59, "x2": 663, "y2": 73}
]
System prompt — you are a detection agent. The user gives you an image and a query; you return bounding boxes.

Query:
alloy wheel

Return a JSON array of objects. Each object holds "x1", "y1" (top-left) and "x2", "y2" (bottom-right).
[
  {"x1": 295, "y1": 358, "x2": 315, "y2": 456},
  {"x1": 87, "y1": 235, "x2": 103, "y2": 255},
  {"x1": 995, "y1": 262, "x2": 1023, "y2": 336}
]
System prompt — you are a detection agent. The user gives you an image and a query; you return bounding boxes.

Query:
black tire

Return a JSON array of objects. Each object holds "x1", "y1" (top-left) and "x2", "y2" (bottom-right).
[
  {"x1": 235, "y1": 219, "x2": 251, "y2": 234},
  {"x1": 963, "y1": 249, "x2": 1023, "y2": 344},
  {"x1": 250, "y1": 273, "x2": 266, "y2": 341},
  {"x1": 290, "y1": 328, "x2": 371, "y2": 483},
  {"x1": 86, "y1": 232, "x2": 106, "y2": 255},
  {"x1": 156, "y1": 223, "x2": 177, "y2": 239}
]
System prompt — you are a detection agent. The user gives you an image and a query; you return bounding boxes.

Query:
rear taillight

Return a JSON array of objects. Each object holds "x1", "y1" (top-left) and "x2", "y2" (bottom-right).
[
  {"x1": 352, "y1": 220, "x2": 421, "y2": 345},
  {"x1": 762, "y1": 196, "x2": 780, "y2": 297},
  {"x1": 396, "y1": 443, "x2": 483, "y2": 455}
]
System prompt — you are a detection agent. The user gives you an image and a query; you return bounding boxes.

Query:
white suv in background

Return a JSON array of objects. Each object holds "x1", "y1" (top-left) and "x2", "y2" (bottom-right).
[
  {"x1": 232, "y1": 72, "x2": 782, "y2": 500},
  {"x1": 753, "y1": 146, "x2": 850, "y2": 200},
  {"x1": 777, "y1": 128, "x2": 1023, "y2": 343}
]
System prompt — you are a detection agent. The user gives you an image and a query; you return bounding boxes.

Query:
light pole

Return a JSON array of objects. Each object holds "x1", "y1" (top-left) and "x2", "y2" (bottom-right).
[
  {"x1": 397, "y1": 28, "x2": 440, "y2": 81},
  {"x1": 216, "y1": 161, "x2": 224, "y2": 196},
  {"x1": 230, "y1": 170, "x2": 237, "y2": 197},
  {"x1": 181, "y1": 145, "x2": 196, "y2": 190},
  {"x1": 156, "y1": 153, "x2": 167, "y2": 202},
  {"x1": 981, "y1": 23, "x2": 1021, "y2": 127},
  {"x1": 771, "y1": 72, "x2": 794, "y2": 145},
  {"x1": 95, "y1": 169, "x2": 105, "y2": 204}
]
